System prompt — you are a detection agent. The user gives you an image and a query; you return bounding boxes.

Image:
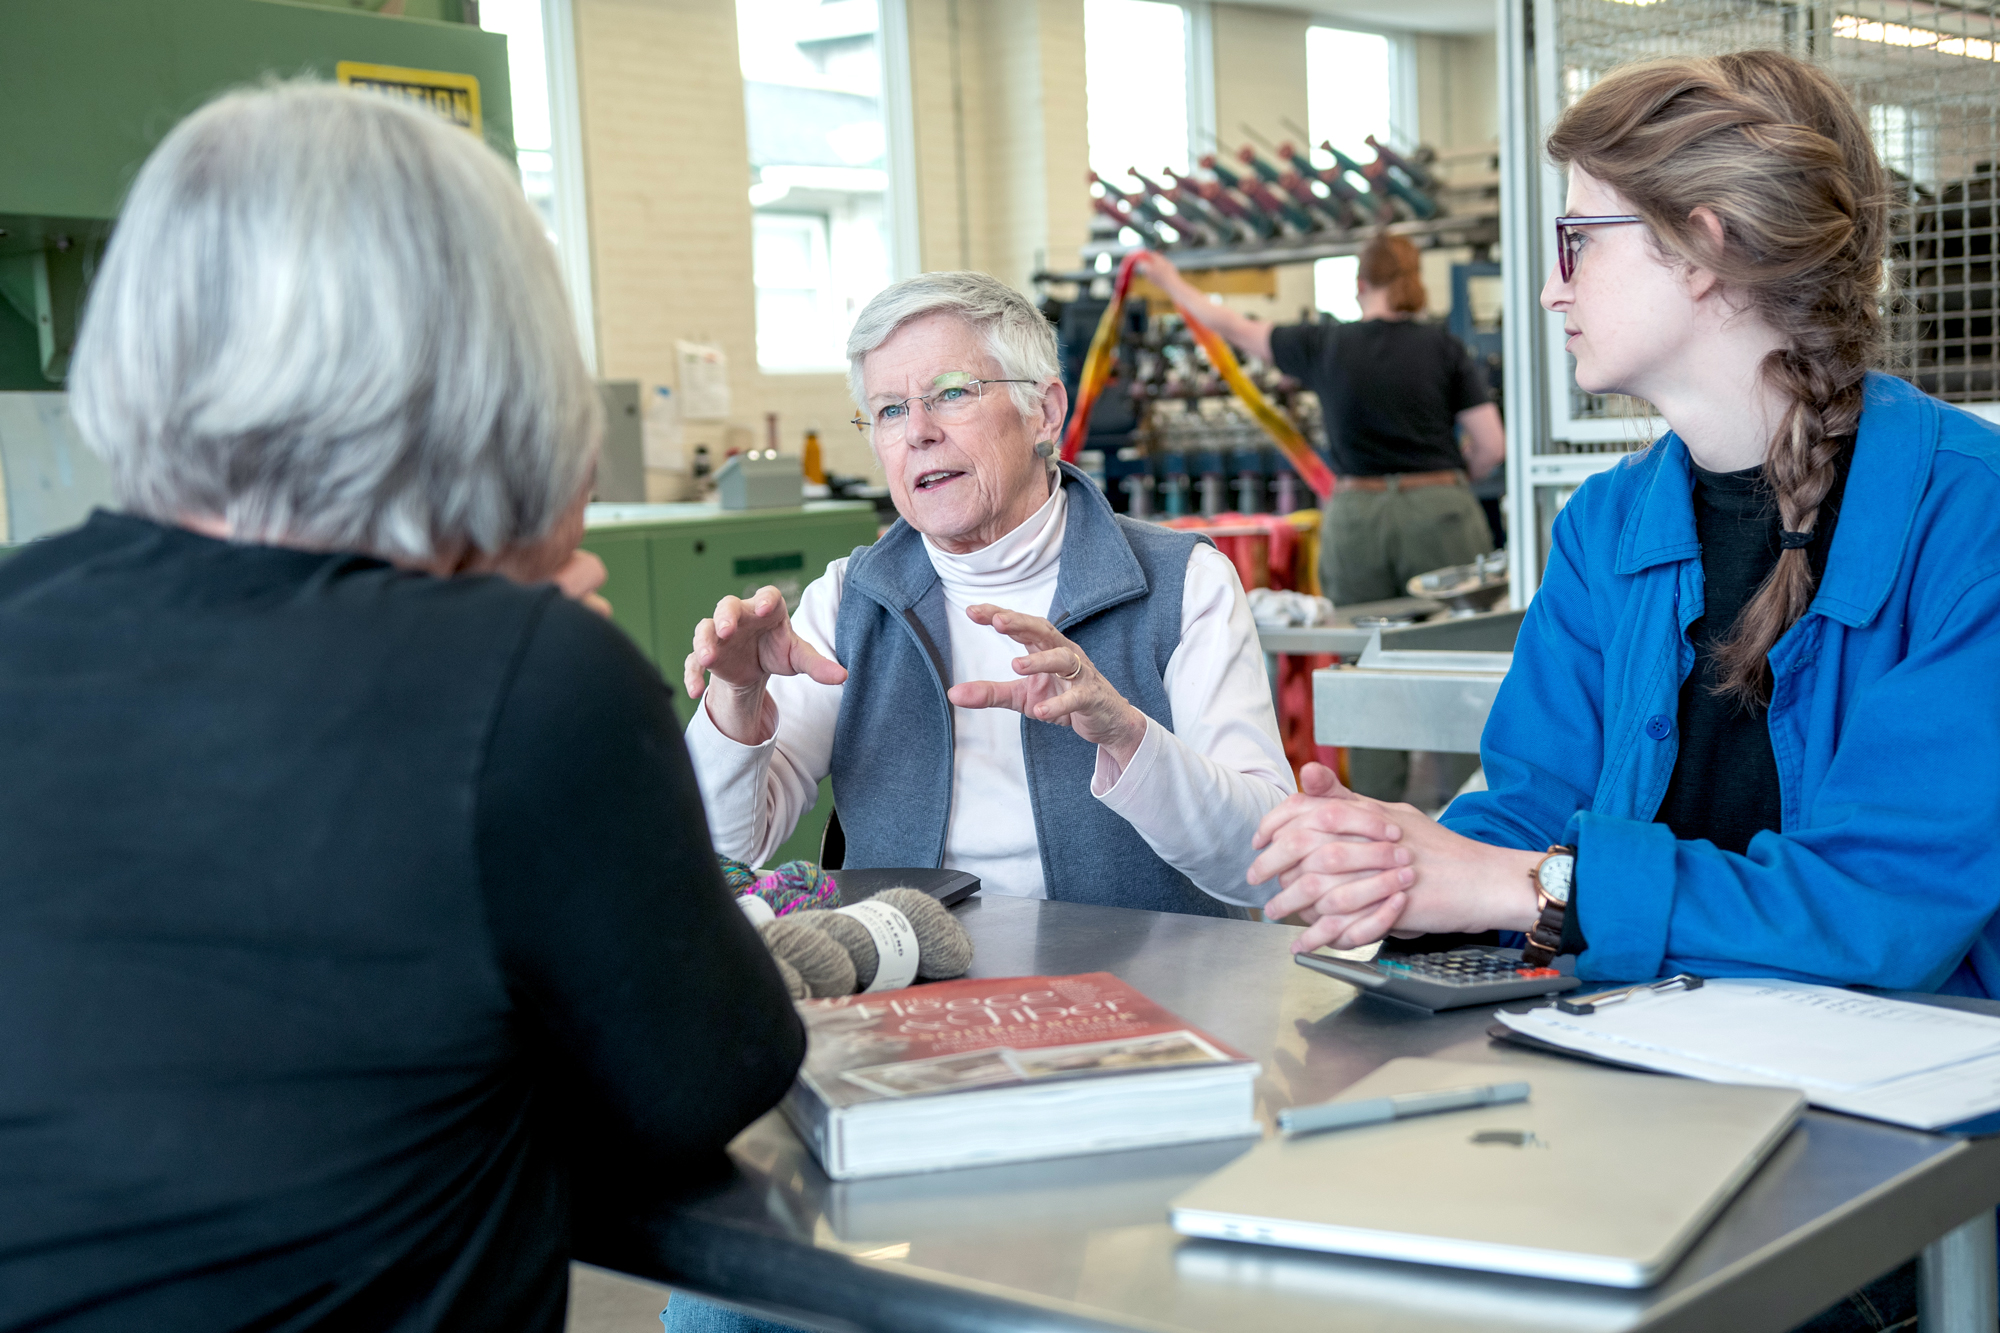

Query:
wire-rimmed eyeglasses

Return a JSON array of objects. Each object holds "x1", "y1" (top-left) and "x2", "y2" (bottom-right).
[
  {"x1": 1555, "y1": 215, "x2": 1644, "y2": 282},
  {"x1": 851, "y1": 374, "x2": 1036, "y2": 441}
]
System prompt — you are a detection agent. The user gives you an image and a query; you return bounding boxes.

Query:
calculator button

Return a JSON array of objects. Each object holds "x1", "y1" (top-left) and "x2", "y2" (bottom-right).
[{"x1": 1515, "y1": 968, "x2": 1562, "y2": 979}]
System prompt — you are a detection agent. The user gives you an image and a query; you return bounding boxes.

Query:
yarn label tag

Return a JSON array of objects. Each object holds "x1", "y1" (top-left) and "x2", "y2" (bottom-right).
[
  {"x1": 836, "y1": 901, "x2": 920, "y2": 992},
  {"x1": 736, "y1": 894, "x2": 776, "y2": 929}
]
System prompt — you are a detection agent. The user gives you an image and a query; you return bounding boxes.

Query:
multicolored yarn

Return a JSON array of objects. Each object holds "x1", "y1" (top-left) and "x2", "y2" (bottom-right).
[
  {"x1": 753, "y1": 861, "x2": 841, "y2": 916},
  {"x1": 719, "y1": 854, "x2": 839, "y2": 916}
]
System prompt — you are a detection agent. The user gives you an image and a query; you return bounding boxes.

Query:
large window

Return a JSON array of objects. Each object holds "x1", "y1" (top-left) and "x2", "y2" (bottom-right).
[
  {"x1": 739, "y1": 0, "x2": 897, "y2": 372},
  {"x1": 480, "y1": 0, "x2": 558, "y2": 236},
  {"x1": 1085, "y1": 0, "x2": 1193, "y2": 225},
  {"x1": 480, "y1": 0, "x2": 595, "y2": 368},
  {"x1": 1306, "y1": 25, "x2": 1397, "y2": 321}
]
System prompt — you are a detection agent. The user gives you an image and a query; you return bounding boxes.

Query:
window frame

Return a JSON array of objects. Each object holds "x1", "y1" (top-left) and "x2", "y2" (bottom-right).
[
  {"x1": 1303, "y1": 15, "x2": 1418, "y2": 152},
  {"x1": 1083, "y1": 0, "x2": 1212, "y2": 245},
  {"x1": 541, "y1": 0, "x2": 597, "y2": 373},
  {"x1": 738, "y1": 0, "x2": 916, "y2": 373}
]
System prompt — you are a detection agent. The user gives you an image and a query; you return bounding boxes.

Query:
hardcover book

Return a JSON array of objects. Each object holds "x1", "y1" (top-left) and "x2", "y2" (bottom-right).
[{"x1": 780, "y1": 972, "x2": 1261, "y2": 1180}]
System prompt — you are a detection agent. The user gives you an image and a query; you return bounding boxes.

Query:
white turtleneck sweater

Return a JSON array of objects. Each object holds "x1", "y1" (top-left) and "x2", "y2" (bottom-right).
[{"x1": 684, "y1": 484, "x2": 1295, "y2": 906}]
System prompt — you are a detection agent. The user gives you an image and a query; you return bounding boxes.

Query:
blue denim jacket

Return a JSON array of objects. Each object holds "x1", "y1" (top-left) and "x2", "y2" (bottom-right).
[{"x1": 1443, "y1": 373, "x2": 2000, "y2": 997}]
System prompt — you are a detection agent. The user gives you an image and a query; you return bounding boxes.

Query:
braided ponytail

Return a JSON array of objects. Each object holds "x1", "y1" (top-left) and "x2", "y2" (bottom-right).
[{"x1": 1548, "y1": 51, "x2": 1888, "y2": 707}]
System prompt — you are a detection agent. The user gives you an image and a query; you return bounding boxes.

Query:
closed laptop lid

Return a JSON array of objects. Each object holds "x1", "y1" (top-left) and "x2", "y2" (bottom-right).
[{"x1": 1170, "y1": 1057, "x2": 1803, "y2": 1288}]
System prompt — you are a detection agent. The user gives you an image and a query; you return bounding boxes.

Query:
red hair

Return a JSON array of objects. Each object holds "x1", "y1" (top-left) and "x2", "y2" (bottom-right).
[{"x1": 1357, "y1": 234, "x2": 1426, "y2": 313}]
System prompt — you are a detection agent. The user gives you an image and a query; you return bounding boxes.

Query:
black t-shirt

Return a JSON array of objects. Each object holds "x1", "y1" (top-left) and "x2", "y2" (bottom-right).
[
  {"x1": 0, "y1": 512, "x2": 805, "y2": 1332},
  {"x1": 1654, "y1": 453, "x2": 1851, "y2": 855},
  {"x1": 1559, "y1": 446, "x2": 1852, "y2": 957},
  {"x1": 1269, "y1": 318, "x2": 1489, "y2": 476}
]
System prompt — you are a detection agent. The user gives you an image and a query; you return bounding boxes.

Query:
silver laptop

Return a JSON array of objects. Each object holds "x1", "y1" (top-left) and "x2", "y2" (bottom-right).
[{"x1": 1170, "y1": 1056, "x2": 1802, "y2": 1288}]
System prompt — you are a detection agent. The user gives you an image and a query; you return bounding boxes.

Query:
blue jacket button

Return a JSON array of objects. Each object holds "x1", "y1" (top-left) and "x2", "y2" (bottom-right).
[{"x1": 1646, "y1": 714, "x2": 1673, "y2": 740}]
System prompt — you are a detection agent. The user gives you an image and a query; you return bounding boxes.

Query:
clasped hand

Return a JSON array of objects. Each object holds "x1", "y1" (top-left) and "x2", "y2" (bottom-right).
[{"x1": 1250, "y1": 763, "x2": 1543, "y2": 954}]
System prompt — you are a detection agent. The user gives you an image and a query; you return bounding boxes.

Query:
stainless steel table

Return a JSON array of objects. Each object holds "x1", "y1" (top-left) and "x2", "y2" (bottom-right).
[
  {"x1": 581, "y1": 898, "x2": 2000, "y2": 1333},
  {"x1": 1254, "y1": 597, "x2": 1444, "y2": 661}
]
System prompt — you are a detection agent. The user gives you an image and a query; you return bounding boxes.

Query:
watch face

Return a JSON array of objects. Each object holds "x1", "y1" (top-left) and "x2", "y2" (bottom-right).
[{"x1": 1537, "y1": 854, "x2": 1574, "y2": 905}]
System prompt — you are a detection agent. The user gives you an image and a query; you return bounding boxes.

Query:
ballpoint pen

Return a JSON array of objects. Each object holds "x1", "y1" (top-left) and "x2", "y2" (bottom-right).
[{"x1": 1278, "y1": 1081, "x2": 1532, "y2": 1137}]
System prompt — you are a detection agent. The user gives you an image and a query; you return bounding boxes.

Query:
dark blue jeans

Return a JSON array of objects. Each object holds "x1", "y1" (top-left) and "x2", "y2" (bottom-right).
[
  {"x1": 660, "y1": 1293, "x2": 811, "y2": 1333},
  {"x1": 1790, "y1": 1262, "x2": 1916, "y2": 1333}
]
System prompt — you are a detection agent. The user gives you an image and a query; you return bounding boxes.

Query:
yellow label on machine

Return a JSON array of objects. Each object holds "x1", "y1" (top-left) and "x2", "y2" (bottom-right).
[{"x1": 334, "y1": 62, "x2": 481, "y2": 134}]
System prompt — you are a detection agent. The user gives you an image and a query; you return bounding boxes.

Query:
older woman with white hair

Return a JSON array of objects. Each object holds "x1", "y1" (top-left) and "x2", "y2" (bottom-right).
[
  {"x1": 683, "y1": 273, "x2": 1409, "y2": 924},
  {"x1": 0, "y1": 85, "x2": 802, "y2": 1331}
]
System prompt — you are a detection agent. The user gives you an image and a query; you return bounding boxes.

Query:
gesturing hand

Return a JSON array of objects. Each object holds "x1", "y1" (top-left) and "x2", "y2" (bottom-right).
[
  {"x1": 945, "y1": 605, "x2": 1149, "y2": 769},
  {"x1": 685, "y1": 586, "x2": 848, "y2": 745}
]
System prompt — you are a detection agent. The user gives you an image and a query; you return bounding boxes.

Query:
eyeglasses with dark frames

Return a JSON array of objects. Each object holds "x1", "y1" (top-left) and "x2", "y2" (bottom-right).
[{"x1": 1555, "y1": 215, "x2": 1645, "y2": 282}]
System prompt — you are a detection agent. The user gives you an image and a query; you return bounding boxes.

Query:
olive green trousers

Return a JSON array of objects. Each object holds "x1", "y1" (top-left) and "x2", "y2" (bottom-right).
[{"x1": 1319, "y1": 480, "x2": 1493, "y2": 806}]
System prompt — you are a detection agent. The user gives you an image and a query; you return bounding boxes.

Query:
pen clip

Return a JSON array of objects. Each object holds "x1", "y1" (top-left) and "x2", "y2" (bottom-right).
[{"x1": 1554, "y1": 973, "x2": 1703, "y2": 1016}]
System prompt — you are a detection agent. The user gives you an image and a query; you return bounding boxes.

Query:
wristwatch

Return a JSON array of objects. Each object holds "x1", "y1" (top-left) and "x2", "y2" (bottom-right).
[{"x1": 1520, "y1": 845, "x2": 1576, "y2": 968}]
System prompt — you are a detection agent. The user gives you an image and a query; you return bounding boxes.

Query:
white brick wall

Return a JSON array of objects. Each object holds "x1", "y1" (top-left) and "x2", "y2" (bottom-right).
[
  {"x1": 573, "y1": 0, "x2": 874, "y2": 481},
  {"x1": 568, "y1": 0, "x2": 1499, "y2": 482}
]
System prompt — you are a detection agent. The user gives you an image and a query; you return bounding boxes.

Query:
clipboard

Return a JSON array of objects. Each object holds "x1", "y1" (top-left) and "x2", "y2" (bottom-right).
[
  {"x1": 1487, "y1": 1021, "x2": 2000, "y2": 1136},
  {"x1": 1487, "y1": 977, "x2": 2000, "y2": 1137}
]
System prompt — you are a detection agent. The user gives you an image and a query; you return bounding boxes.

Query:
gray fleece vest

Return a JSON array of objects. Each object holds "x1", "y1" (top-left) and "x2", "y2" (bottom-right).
[{"x1": 829, "y1": 463, "x2": 1230, "y2": 917}]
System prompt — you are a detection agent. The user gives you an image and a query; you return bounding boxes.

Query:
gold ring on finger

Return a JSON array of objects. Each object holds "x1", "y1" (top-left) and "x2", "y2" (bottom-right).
[{"x1": 1058, "y1": 650, "x2": 1084, "y2": 681}]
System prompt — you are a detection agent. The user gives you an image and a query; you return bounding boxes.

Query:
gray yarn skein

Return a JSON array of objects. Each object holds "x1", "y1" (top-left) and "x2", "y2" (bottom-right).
[
  {"x1": 772, "y1": 954, "x2": 809, "y2": 1001},
  {"x1": 873, "y1": 888, "x2": 974, "y2": 979},
  {"x1": 812, "y1": 912, "x2": 881, "y2": 988},
  {"x1": 761, "y1": 918, "x2": 856, "y2": 997},
  {"x1": 790, "y1": 891, "x2": 977, "y2": 992}
]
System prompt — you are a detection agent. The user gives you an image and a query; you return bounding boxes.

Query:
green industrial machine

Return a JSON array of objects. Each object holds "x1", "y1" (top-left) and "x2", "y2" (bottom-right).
[
  {"x1": 2, "y1": 4, "x2": 872, "y2": 868},
  {"x1": 1, "y1": 0, "x2": 511, "y2": 390},
  {"x1": 582, "y1": 501, "x2": 881, "y2": 864}
]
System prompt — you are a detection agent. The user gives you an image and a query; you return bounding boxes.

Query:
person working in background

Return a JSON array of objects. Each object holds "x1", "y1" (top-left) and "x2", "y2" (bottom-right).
[
  {"x1": 1138, "y1": 237, "x2": 1505, "y2": 804},
  {"x1": 0, "y1": 84, "x2": 804, "y2": 1331}
]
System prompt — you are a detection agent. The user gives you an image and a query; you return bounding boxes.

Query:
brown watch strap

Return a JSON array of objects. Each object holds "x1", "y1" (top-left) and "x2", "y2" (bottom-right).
[
  {"x1": 1519, "y1": 845, "x2": 1575, "y2": 969},
  {"x1": 1519, "y1": 898, "x2": 1567, "y2": 969}
]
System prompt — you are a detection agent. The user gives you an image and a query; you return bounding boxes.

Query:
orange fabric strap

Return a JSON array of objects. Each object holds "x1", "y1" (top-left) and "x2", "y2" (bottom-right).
[{"x1": 1060, "y1": 251, "x2": 1336, "y2": 501}]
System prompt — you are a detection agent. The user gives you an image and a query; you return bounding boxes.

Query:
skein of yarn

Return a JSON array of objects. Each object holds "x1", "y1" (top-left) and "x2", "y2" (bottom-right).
[
  {"x1": 811, "y1": 912, "x2": 882, "y2": 988},
  {"x1": 717, "y1": 854, "x2": 840, "y2": 916},
  {"x1": 771, "y1": 954, "x2": 809, "y2": 1001},
  {"x1": 792, "y1": 889, "x2": 975, "y2": 991},
  {"x1": 761, "y1": 917, "x2": 856, "y2": 997},
  {"x1": 752, "y1": 861, "x2": 841, "y2": 916},
  {"x1": 874, "y1": 888, "x2": 974, "y2": 980}
]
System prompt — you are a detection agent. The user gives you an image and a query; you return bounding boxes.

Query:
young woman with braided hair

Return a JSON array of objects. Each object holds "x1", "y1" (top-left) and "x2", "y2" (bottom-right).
[{"x1": 1252, "y1": 47, "x2": 2000, "y2": 1008}]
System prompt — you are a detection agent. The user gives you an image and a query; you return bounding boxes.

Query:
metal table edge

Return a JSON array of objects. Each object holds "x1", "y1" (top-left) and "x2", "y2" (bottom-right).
[
  {"x1": 1633, "y1": 1125, "x2": 2000, "y2": 1333},
  {"x1": 580, "y1": 1203, "x2": 1172, "y2": 1333}
]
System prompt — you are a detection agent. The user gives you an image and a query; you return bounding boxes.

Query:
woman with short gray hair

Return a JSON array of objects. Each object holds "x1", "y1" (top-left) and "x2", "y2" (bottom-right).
[
  {"x1": 683, "y1": 272, "x2": 1392, "y2": 930},
  {"x1": 0, "y1": 84, "x2": 802, "y2": 1332}
]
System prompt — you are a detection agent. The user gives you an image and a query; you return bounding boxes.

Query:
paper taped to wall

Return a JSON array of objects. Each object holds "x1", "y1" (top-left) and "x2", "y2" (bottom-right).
[{"x1": 677, "y1": 340, "x2": 731, "y2": 421}]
